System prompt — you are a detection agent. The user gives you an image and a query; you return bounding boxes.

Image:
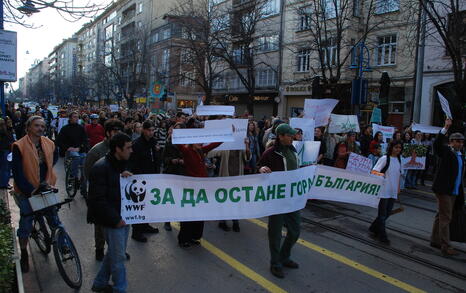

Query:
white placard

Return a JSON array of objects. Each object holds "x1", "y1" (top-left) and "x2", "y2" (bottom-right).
[
  {"x1": 372, "y1": 124, "x2": 395, "y2": 142},
  {"x1": 196, "y1": 105, "x2": 235, "y2": 116},
  {"x1": 411, "y1": 123, "x2": 442, "y2": 134},
  {"x1": 172, "y1": 127, "x2": 234, "y2": 144},
  {"x1": 0, "y1": 30, "x2": 17, "y2": 81},
  {"x1": 110, "y1": 104, "x2": 119, "y2": 112},
  {"x1": 437, "y1": 92, "x2": 452, "y2": 119},
  {"x1": 346, "y1": 152, "x2": 372, "y2": 174},
  {"x1": 57, "y1": 118, "x2": 68, "y2": 133},
  {"x1": 205, "y1": 119, "x2": 248, "y2": 151},
  {"x1": 48, "y1": 105, "x2": 59, "y2": 118},
  {"x1": 181, "y1": 108, "x2": 193, "y2": 115},
  {"x1": 290, "y1": 118, "x2": 315, "y2": 141},
  {"x1": 293, "y1": 141, "x2": 320, "y2": 166},
  {"x1": 304, "y1": 99, "x2": 339, "y2": 127},
  {"x1": 328, "y1": 114, "x2": 360, "y2": 133}
]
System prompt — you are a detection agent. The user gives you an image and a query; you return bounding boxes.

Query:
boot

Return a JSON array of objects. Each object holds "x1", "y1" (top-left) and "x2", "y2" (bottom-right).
[{"x1": 20, "y1": 249, "x2": 29, "y2": 273}]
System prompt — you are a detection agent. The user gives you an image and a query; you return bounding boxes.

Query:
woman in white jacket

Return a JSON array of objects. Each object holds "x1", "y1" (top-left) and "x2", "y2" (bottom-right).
[{"x1": 369, "y1": 140, "x2": 403, "y2": 244}]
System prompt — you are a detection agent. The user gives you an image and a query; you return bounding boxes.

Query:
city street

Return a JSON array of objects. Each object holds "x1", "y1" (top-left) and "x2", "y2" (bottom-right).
[{"x1": 7, "y1": 158, "x2": 465, "y2": 293}]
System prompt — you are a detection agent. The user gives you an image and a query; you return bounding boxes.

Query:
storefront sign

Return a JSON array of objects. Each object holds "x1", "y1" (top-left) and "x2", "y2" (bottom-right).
[{"x1": 0, "y1": 30, "x2": 17, "y2": 81}]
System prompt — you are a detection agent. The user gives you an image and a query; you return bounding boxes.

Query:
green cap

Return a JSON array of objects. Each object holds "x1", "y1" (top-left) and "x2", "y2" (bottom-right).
[{"x1": 275, "y1": 123, "x2": 298, "y2": 136}]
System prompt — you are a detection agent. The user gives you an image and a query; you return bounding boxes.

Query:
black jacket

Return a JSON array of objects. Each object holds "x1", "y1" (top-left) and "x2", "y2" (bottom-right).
[
  {"x1": 128, "y1": 135, "x2": 161, "y2": 174},
  {"x1": 57, "y1": 123, "x2": 89, "y2": 153},
  {"x1": 432, "y1": 132, "x2": 465, "y2": 209},
  {"x1": 87, "y1": 153, "x2": 128, "y2": 227},
  {"x1": 163, "y1": 140, "x2": 184, "y2": 175}
]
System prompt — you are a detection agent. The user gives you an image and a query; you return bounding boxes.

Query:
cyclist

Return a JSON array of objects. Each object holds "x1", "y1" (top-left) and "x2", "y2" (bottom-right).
[
  {"x1": 11, "y1": 116, "x2": 59, "y2": 273},
  {"x1": 57, "y1": 111, "x2": 89, "y2": 197}
]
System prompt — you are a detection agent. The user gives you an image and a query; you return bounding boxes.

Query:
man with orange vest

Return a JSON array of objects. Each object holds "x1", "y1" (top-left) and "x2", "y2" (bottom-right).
[{"x1": 12, "y1": 116, "x2": 59, "y2": 273}]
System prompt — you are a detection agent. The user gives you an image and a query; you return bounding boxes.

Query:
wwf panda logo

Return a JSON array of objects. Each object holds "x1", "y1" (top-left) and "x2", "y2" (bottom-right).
[{"x1": 125, "y1": 179, "x2": 147, "y2": 203}]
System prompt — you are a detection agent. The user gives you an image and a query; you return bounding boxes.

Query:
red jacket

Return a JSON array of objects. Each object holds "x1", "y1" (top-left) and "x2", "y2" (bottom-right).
[
  {"x1": 177, "y1": 143, "x2": 221, "y2": 177},
  {"x1": 85, "y1": 123, "x2": 105, "y2": 148}
]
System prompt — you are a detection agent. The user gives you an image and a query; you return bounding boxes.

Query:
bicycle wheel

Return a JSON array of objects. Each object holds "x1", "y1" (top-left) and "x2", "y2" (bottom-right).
[
  {"x1": 65, "y1": 166, "x2": 78, "y2": 198},
  {"x1": 53, "y1": 227, "x2": 82, "y2": 289},
  {"x1": 31, "y1": 217, "x2": 51, "y2": 254}
]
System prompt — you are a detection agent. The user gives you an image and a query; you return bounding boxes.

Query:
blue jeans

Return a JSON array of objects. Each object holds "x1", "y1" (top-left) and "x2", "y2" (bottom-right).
[
  {"x1": 0, "y1": 150, "x2": 10, "y2": 187},
  {"x1": 405, "y1": 170, "x2": 417, "y2": 188},
  {"x1": 16, "y1": 195, "x2": 60, "y2": 239},
  {"x1": 93, "y1": 225, "x2": 130, "y2": 293},
  {"x1": 65, "y1": 151, "x2": 86, "y2": 192},
  {"x1": 370, "y1": 198, "x2": 395, "y2": 238}
]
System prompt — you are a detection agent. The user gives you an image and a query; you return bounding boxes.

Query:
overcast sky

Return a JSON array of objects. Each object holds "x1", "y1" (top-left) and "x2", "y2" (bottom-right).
[{"x1": 5, "y1": 1, "x2": 111, "y2": 89}]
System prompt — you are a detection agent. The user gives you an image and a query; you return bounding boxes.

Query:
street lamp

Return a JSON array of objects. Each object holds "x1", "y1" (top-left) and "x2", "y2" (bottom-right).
[
  {"x1": 350, "y1": 41, "x2": 372, "y2": 113},
  {"x1": 0, "y1": 1, "x2": 40, "y2": 117}
]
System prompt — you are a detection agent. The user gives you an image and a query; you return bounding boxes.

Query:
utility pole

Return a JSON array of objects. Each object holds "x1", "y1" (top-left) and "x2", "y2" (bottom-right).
[{"x1": 1, "y1": 0, "x2": 5, "y2": 117}]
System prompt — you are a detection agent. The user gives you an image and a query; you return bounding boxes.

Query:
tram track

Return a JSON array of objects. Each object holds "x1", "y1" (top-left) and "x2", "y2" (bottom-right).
[{"x1": 300, "y1": 216, "x2": 466, "y2": 281}]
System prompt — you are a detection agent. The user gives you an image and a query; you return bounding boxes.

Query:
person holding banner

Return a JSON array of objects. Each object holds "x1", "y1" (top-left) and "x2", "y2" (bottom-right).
[
  {"x1": 176, "y1": 135, "x2": 222, "y2": 248},
  {"x1": 430, "y1": 119, "x2": 464, "y2": 256},
  {"x1": 369, "y1": 141, "x2": 403, "y2": 244},
  {"x1": 258, "y1": 123, "x2": 300, "y2": 279}
]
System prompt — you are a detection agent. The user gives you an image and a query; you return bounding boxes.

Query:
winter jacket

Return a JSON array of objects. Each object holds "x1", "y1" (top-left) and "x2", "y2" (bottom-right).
[
  {"x1": 258, "y1": 144, "x2": 298, "y2": 172},
  {"x1": 84, "y1": 140, "x2": 109, "y2": 180},
  {"x1": 163, "y1": 140, "x2": 185, "y2": 175},
  {"x1": 85, "y1": 123, "x2": 105, "y2": 148},
  {"x1": 177, "y1": 143, "x2": 221, "y2": 177},
  {"x1": 57, "y1": 122, "x2": 89, "y2": 153},
  {"x1": 128, "y1": 135, "x2": 161, "y2": 174}
]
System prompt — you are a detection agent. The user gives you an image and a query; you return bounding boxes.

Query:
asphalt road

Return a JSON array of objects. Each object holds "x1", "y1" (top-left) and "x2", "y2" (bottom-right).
[{"x1": 10, "y1": 159, "x2": 466, "y2": 293}]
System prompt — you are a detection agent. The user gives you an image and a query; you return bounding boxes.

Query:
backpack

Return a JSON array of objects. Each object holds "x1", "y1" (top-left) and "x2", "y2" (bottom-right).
[{"x1": 380, "y1": 155, "x2": 401, "y2": 174}]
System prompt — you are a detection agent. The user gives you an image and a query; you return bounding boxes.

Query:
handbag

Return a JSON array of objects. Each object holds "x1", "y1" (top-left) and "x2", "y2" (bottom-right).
[{"x1": 450, "y1": 207, "x2": 466, "y2": 242}]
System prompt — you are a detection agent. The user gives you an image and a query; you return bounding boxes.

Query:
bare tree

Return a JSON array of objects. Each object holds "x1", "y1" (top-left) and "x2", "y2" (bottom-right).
[{"x1": 3, "y1": 0, "x2": 105, "y2": 27}]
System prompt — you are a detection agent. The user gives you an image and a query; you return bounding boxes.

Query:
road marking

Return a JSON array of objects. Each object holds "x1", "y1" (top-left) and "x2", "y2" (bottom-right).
[
  {"x1": 248, "y1": 219, "x2": 426, "y2": 293},
  {"x1": 172, "y1": 223, "x2": 287, "y2": 293}
]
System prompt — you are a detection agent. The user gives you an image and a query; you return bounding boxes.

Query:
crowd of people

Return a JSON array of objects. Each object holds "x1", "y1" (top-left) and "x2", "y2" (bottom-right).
[{"x1": 0, "y1": 101, "x2": 463, "y2": 293}]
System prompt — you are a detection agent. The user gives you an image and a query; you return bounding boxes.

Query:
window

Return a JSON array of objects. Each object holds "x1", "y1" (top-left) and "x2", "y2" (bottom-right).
[
  {"x1": 213, "y1": 76, "x2": 226, "y2": 89},
  {"x1": 322, "y1": 38, "x2": 337, "y2": 66},
  {"x1": 323, "y1": 0, "x2": 340, "y2": 19},
  {"x1": 161, "y1": 49, "x2": 170, "y2": 72},
  {"x1": 375, "y1": 0, "x2": 399, "y2": 14},
  {"x1": 212, "y1": 14, "x2": 229, "y2": 32},
  {"x1": 298, "y1": 7, "x2": 311, "y2": 31},
  {"x1": 376, "y1": 34, "x2": 397, "y2": 65},
  {"x1": 297, "y1": 49, "x2": 310, "y2": 72},
  {"x1": 105, "y1": 25, "x2": 114, "y2": 40},
  {"x1": 261, "y1": 0, "x2": 280, "y2": 17},
  {"x1": 257, "y1": 35, "x2": 279, "y2": 52},
  {"x1": 353, "y1": 0, "x2": 360, "y2": 16},
  {"x1": 138, "y1": 21, "x2": 143, "y2": 28},
  {"x1": 162, "y1": 28, "x2": 171, "y2": 40},
  {"x1": 256, "y1": 69, "x2": 276, "y2": 87},
  {"x1": 180, "y1": 71, "x2": 195, "y2": 87},
  {"x1": 180, "y1": 49, "x2": 191, "y2": 64},
  {"x1": 105, "y1": 55, "x2": 112, "y2": 66},
  {"x1": 138, "y1": 3, "x2": 143, "y2": 13}
]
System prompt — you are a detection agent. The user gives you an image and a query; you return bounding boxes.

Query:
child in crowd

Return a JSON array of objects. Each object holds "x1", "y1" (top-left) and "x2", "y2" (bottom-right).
[{"x1": 368, "y1": 144, "x2": 382, "y2": 167}]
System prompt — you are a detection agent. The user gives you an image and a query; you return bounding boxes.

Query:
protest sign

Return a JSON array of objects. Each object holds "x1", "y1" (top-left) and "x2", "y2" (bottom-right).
[
  {"x1": 196, "y1": 105, "x2": 235, "y2": 116},
  {"x1": 205, "y1": 119, "x2": 248, "y2": 151},
  {"x1": 290, "y1": 118, "x2": 315, "y2": 141},
  {"x1": 120, "y1": 164, "x2": 384, "y2": 224},
  {"x1": 57, "y1": 117, "x2": 68, "y2": 133},
  {"x1": 372, "y1": 124, "x2": 395, "y2": 142},
  {"x1": 346, "y1": 152, "x2": 372, "y2": 174},
  {"x1": 110, "y1": 104, "x2": 119, "y2": 112},
  {"x1": 181, "y1": 108, "x2": 193, "y2": 115},
  {"x1": 370, "y1": 107, "x2": 382, "y2": 123},
  {"x1": 328, "y1": 114, "x2": 360, "y2": 133},
  {"x1": 48, "y1": 105, "x2": 59, "y2": 118},
  {"x1": 308, "y1": 165, "x2": 382, "y2": 208},
  {"x1": 401, "y1": 144, "x2": 427, "y2": 170},
  {"x1": 437, "y1": 92, "x2": 452, "y2": 118},
  {"x1": 121, "y1": 166, "x2": 316, "y2": 224},
  {"x1": 293, "y1": 141, "x2": 320, "y2": 166},
  {"x1": 172, "y1": 127, "x2": 234, "y2": 144},
  {"x1": 303, "y1": 99, "x2": 339, "y2": 127},
  {"x1": 411, "y1": 123, "x2": 442, "y2": 134}
]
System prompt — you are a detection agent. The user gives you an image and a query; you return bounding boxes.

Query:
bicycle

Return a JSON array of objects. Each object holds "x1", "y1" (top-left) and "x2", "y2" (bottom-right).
[
  {"x1": 64, "y1": 155, "x2": 82, "y2": 198},
  {"x1": 28, "y1": 188, "x2": 83, "y2": 289}
]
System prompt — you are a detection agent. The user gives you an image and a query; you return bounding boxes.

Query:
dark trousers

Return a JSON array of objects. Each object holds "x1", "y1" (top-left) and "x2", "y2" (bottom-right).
[
  {"x1": 370, "y1": 198, "x2": 395, "y2": 238},
  {"x1": 95, "y1": 224, "x2": 105, "y2": 250},
  {"x1": 268, "y1": 211, "x2": 301, "y2": 267},
  {"x1": 132, "y1": 223, "x2": 152, "y2": 235},
  {"x1": 178, "y1": 221, "x2": 204, "y2": 244},
  {"x1": 431, "y1": 193, "x2": 456, "y2": 249},
  {"x1": 0, "y1": 150, "x2": 10, "y2": 187}
]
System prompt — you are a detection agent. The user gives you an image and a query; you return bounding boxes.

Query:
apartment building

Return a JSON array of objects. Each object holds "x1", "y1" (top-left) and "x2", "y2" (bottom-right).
[{"x1": 280, "y1": 0, "x2": 418, "y2": 128}]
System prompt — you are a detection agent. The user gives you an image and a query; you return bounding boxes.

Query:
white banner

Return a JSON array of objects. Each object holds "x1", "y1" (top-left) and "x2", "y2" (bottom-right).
[
  {"x1": 290, "y1": 118, "x2": 315, "y2": 141},
  {"x1": 172, "y1": 127, "x2": 234, "y2": 144},
  {"x1": 309, "y1": 165, "x2": 382, "y2": 208},
  {"x1": 120, "y1": 165, "x2": 384, "y2": 224},
  {"x1": 110, "y1": 104, "x2": 119, "y2": 112},
  {"x1": 196, "y1": 105, "x2": 235, "y2": 116},
  {"x1": 372, "y1": 124, "x2": 395, "y2": 142},
  {"x1": 401, "y1": 156, "x2": 426, "y2": 170},
  {"x1": 0, "y1": 30, "x2": 17, "y2": 82},
  {"x1": 411, "y1": 123, "x2": 442, "y2": 134},
  {"x1": 121, "y1": 166, "x2": 316, "y2": 224},
  {"x1": 328, "y1": 114, "x2": 360, "y2": 133},
  {"x1": 346, "y1": 152, "x2": 372, "y2": 174},
  {"x1": 304, "y1": 99, "x2": 339, "y2": 127},
  {"x1": 293, "y1": 141, "x2": 320, "y2": 166},
  {"x1": 437, "y1": 92, "x2": 452, "y2": 119},
  {"x1": 181, "y1": 108, "x2": 193, "y2": 115},
  {"x1": 205, "y1": 119, "x2": 248, "y2": 151}
]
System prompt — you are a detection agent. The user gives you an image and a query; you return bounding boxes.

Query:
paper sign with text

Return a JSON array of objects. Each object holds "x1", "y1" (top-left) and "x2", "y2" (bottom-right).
[
  {"x1": 172, "y1": 127, "x2": 234, "y2": 144},
  {"x1": 328, "y1": 114, "x2": 360, "y2": 133},
  {"x1": 411, "y1": 123, "x2": 442, "y2": 134},
  {"x1": 196, "y1": 105, "x2": 235, "y2": 116},
  {"x1": 437, "y1": 92, "x2": 452, "y2": 118},
  {"x1": 290, "y1": 118, "x2": 315, "y2": 141},
  {"x1": 205, "y1": 119, "x2": 248, "y2": 151},
  {"x1": 293, "y1": 141, "x2": 320, "y2": 166},
  {"x1": 304, "y1": 99, "x2": 339, "y2": 127},
  {"x1": 346, "y1": 152, "x2": 373, "y2": 174},
  {"x1": 372, "y1": 124, "x2": 395, "y2": 142}
]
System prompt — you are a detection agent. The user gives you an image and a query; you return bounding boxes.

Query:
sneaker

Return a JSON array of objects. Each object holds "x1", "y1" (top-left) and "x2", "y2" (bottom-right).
[
  {"x1": 218, "y1": 222, "x2": 231, "y2": 232},
  {"x1": 131, "y1": 233, "x2": 148, "y2": 243},
  {"x1": 441, "y1": 247, "x2": 460, "y2": 256},
  {"x1": 143, "y1": 225, "x2": 159, "y2": 234},
  {"x1": 379, "y1": 236, "x2": 391, "y2": 245},
  {"x1": 95, "y1": 248, "x2": 104, "y2": 261},
  {"x1": 190, "y1": 239, "x2": 201, "y2": 246},
  {"x1": 430, "y1": 242, "x2": 441, "y2": 249},
  {"x1": 20, "y1": 250, "x2": 29, "y2": 273},
  {"x1": 282, "y1": 260, "x2": 299, "y2": 269},
  {"x1": 179, "y1": 242, "x2": 191, "y2": 248},
  {"x1": 164, "y1": 222, "x2": 172, "y2": 231},
  {"x1": 270, "y1": 266, "x2": 285, "y2": 278},
  {"x1": 91, "y1": 284, "x2": 113, "y2": 292}
]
